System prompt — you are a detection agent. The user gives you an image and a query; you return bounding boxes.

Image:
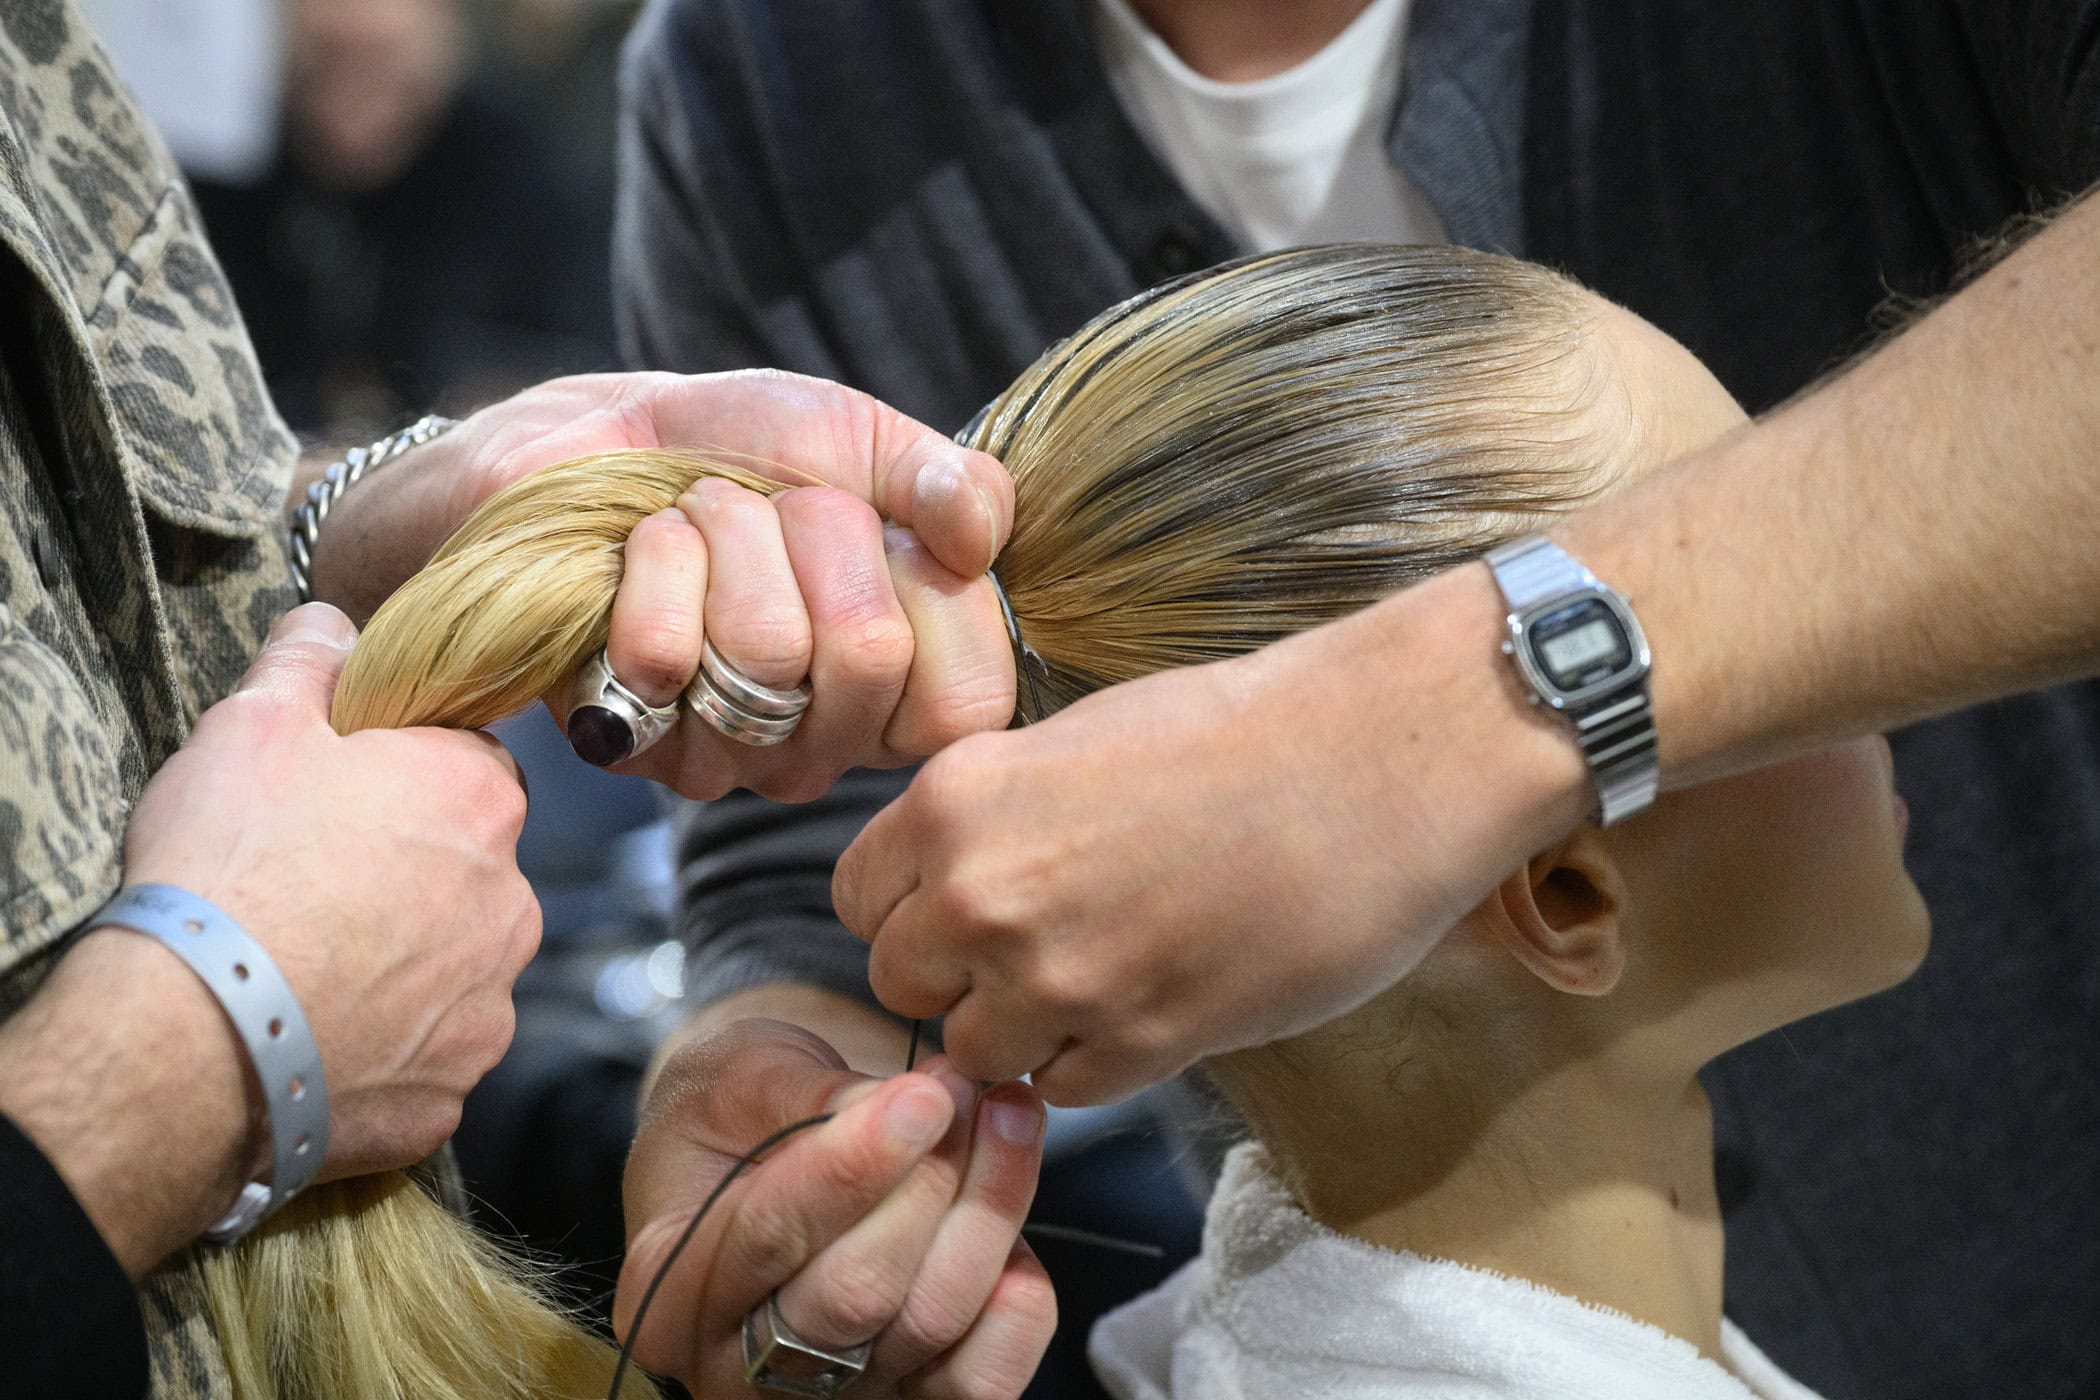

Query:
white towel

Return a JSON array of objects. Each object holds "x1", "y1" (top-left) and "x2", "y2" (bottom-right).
[{"x1": 1090, "y1": 1143, "x2": 1824, "y2": 1400}]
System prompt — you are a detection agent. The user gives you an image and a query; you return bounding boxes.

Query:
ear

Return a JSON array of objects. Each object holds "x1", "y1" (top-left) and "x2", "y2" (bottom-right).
[{"x1": 1485, "y1": 828, "x2": 1628, "y2": 997}]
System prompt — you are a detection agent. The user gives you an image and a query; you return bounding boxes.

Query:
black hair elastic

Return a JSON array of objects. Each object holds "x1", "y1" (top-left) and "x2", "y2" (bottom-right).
[{"x1": 986, "y1": 569, "x2": 1047, "y2": 722}]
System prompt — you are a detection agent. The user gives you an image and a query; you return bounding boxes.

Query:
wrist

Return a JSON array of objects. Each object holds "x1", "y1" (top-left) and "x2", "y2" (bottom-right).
[
  {"x1": 0, "y1": 928, "x2": 262, "y2": 1277},
  {"x1": 1314, "y1": 561, "x2": 1591, "y2": 863},
  {"x1": 299, "y1": 418, "x2": 464, "y2": 623}
]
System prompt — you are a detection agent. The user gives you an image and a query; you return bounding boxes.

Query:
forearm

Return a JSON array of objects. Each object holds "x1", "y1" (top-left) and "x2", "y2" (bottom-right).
[
  {"x1": 0, "y1": 930, "x2": 257, "y2": 1278},
  {"x1": 1565, "y1": 191, "x2": 2100, "y2": 784}
]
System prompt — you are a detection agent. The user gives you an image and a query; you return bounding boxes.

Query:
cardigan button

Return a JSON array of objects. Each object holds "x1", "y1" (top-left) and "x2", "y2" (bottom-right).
[{"x1": 31, "y1": 523, "x2": 62, "y2": 587}]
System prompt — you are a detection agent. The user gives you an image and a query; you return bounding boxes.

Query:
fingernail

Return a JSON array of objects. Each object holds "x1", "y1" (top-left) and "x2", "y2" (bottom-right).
[
  {"x1": 982, "y1": 1092, "x2": 1042, "y2": 1147},
  {"x1": 926, "y1": 1060, "x2": 977, "y2": 1119},
  {"x1": 967, "y1": 480, "x2": 1001, "y2": 574},
  {"x1": 915, "y1": 455, "x2": 969, "y2": 515},
  {"x1": 269, "y1": 603, "x2": 356, "y2": 651},
  {"x1": 885, "y1": 1082, "x2": 951, "y2": 1148}
]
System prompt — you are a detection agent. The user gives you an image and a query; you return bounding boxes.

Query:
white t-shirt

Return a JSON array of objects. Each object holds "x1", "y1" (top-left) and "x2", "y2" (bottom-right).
[{"x1": 1092, "y1": 0, "x2": 1446, "y2": 252}]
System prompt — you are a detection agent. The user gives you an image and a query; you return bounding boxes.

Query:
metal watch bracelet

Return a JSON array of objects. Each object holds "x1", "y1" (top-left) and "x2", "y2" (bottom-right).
[
  {"x1": 288, "y1": 414, "x2": 458, "y2": 604},
  {"x1": 87, "y1": 884, "x2": 330, "y2": 1245},
  {"x1": 1485, "y1": 536, "x2": 1659, "y2": 827}
]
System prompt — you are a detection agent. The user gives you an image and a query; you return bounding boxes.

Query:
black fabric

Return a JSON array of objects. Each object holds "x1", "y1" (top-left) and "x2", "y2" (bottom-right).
[
  {"x1": 0, "y1": 1113, "x2": 149, "y2": 1400},
  {"x1": 617, "y1": 3, "x2": 2100, "y2": 1395}
]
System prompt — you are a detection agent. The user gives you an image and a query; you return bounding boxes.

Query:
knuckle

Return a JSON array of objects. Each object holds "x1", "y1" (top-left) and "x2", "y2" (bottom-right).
[
  {"x1": 908, "y1": 683, "x2": 1016, "y2": 754},
  {"x1": 805, "y1": 1253, "x2": 910, "y2": 1342},
  {"x1": 840, "y1": 613, "x2": 915, "y2": 681},
  {"x1": 781, "y1": 484, "x2": 879, "y2": 530},
  {"x1": 409, "y1": 1099, "x2": 465, "y2": 1160},
  {"x1": 619, "y1": 615, "x2": 702, "y2": 688},
  {"x1": 722, "y1": 1193, "x2": 807, "y2": 1288},
  {"x1": 809, "y1": 1126, "x2": 887, "y2": 1202},
  {"x1": 755, "y1": 766, "x2": 847, "y2": 807},
  {"x1": 912, "y1": 744, "x2": 991, "y2": 821},
  {"x1": 888, "y1": 1281, "x2": 974, "y2": 1360},
  {"x1": 508, "y1": 898, "x2": 544, "y2": 971},
  {"x1": 479, "y1": 1000, "x2": 519, "y2": 1071},
  {"x1": 712, "y1": 605, "x2": 812, "y2": 677},
  {"x1": 1031, "y1": 956, "x2": 1102, "y2": 1016}
]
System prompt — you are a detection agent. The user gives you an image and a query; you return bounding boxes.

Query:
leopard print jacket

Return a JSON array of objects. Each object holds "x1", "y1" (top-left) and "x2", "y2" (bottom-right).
[{"x1": 2, "y1": 3, "x2": 299, "y2": 1392}]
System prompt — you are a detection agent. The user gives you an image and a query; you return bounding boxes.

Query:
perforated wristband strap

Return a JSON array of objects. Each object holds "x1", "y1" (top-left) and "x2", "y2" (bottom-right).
[{"x1": 88, "y1": 884, "x2": 329, "y2": 1244}]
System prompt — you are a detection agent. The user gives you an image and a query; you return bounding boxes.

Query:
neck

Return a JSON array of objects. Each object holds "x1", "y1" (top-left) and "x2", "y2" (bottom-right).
[
  {"x1": 1122, "y1": 0, "x2": 1377, "y2": 81},
  {"x1": 1247, "y1": 1046, "x2": 1730, "y2": 1363}
]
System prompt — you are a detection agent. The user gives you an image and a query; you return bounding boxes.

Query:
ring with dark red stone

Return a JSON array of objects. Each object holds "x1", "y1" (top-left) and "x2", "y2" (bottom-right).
[
  {"x1": 566, "y1": 704, "x2": 636, "y2": 767},
  {"x1": 564, "y1": 649, "x2": 682, "y2": 767}
]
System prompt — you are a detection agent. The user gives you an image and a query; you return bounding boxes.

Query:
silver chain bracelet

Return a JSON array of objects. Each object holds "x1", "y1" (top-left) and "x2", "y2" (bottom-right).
[{"x1": 288, "y1": 414, "x2": 459, "y2": 604}]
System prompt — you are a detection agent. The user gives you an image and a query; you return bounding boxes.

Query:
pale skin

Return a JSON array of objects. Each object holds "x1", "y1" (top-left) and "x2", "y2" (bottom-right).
[{"x1": 638, "y1": 9, "x2": 2100, "y2": 1385}]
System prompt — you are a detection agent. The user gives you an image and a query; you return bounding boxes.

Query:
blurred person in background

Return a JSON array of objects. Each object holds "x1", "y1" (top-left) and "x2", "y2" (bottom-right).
[
  {"x1": 193, "y1": 0, "x2": 614, "y2": 440},
  {"x1": 478, "y1": 0, "x2": 643, "y2": 215}
]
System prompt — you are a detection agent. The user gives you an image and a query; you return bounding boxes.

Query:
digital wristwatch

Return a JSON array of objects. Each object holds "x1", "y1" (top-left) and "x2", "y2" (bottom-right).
[{"x1": 1485, "y1": 535, "x2": 1658, "y2": 826}]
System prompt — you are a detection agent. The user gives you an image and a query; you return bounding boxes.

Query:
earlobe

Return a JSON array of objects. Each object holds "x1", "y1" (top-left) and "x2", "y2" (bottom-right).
[{"x1": 1487, "y1": 830, "x2": 1628, "y2": 997}]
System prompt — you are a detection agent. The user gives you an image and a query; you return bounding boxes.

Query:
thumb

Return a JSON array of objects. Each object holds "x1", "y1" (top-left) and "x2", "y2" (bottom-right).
[{"x1": 236, "y1": 603, "x2": 360, "y2": 714}]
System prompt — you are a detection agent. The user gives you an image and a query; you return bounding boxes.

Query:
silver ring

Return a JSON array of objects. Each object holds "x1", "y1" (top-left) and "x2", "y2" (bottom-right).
[
  {"x1": 742, "y1": 1291, "x2": 871, "y2": 1397},
  {"x1": 565, "y1": 648, "x2": 681, "y2": 767},
  {"x1": 684, "y1": 639, "x2": 811, "y2": 747},
  {"x1": 701, "y1": 639, "x2": 812, "y2": 718}
]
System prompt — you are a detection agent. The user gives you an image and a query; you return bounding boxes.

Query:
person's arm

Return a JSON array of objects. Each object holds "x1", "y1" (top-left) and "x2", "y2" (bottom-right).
[
  {"x1": 835, "y1": 190, "x2": 2100, "y2": 1105},
  {"x1": 0, "y1": 606, "x2": 540, "y2": 1263},
  {"x1": 1573, "y1": 187, "x2": 2100, "y2": 780}
]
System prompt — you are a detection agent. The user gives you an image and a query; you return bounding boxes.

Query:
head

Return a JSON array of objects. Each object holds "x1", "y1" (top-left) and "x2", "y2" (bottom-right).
[
  {"x1": 286, "y1": 0, "x2": 467, "y2": 192},
  {"x1": 959, "y1": 243, "x2": 1927, "y2": 1169}
]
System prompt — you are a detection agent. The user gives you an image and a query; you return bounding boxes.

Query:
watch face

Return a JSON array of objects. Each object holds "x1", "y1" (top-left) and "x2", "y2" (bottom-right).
[{"x1": 1530, "y1": 598, "x2": 1635, "y2": 694}]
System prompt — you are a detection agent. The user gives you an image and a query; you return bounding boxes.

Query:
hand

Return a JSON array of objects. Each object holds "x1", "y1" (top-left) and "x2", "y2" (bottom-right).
[
  {"x1": 0, "y1": 603, "x2": 538, "y2": 1274},
  {"x1": 615, "y1": 1019, "x2": 1054, "y2": 1400},
  {"x1": 122, "y1": 603, "x2": 540, "y2": 1179},
  {"x1": 307, "y1": 370, "x2": 1021, "y2": 801},
  {"x1": 833, "y1": 566, "x2": 1593, "y2": 1105}
]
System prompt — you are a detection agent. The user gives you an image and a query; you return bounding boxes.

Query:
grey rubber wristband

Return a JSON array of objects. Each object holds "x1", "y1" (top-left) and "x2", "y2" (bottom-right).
[{"x1": 89, "y1": 884, "x2": 330, "y2": 1244}]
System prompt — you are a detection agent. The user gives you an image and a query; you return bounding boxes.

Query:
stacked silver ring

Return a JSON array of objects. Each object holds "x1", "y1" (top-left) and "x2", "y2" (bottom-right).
[{"x1": 685, "y1": 639, "x2": 812, "y2": 746}]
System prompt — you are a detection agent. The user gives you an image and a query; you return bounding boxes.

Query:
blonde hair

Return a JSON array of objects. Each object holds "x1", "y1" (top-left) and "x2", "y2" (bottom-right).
[{"x1": 206, "y1": 244, "x2": 1610, "y2": 1398}]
